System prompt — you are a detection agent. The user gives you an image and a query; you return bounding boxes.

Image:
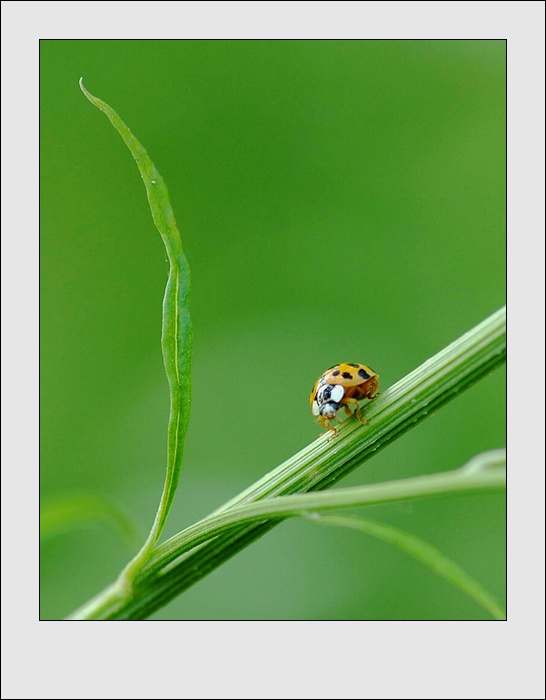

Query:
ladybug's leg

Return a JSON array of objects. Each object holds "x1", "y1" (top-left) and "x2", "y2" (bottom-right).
[
  {"x1": 341, "y1": 397, "x2": 368, "y2": 425},
  {"x1": 318, "y1": 415, "x2": 337, "y2": 438},
  {"x1": 366, "y1": 377, "x2": 380, "y2": 400}
]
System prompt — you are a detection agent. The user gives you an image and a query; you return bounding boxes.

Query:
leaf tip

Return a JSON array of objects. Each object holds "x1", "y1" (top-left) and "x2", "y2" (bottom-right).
[
  {"x1": 79, "y1": 77, "x2": 90, "y2": 98},
  {"x1": 79, "y1": 78, "x2": 96, "y2": 106}
]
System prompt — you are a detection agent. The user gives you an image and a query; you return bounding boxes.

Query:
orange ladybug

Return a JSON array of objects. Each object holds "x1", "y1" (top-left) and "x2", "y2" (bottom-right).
[{"x1": 310, "y1": 362, "x2": 379, "y2": 436}]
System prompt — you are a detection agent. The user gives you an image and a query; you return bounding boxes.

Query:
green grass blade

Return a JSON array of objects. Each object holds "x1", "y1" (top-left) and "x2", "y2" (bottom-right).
[
  {"x1": 307, "y1": 514, "x2": 506, "y2": 620},
  {"x1": 79, "y1": 80, "x2": 193, "y2": 554},
  {"x1": 144, "y1": 452, "x2": 505, "y2": 570}
]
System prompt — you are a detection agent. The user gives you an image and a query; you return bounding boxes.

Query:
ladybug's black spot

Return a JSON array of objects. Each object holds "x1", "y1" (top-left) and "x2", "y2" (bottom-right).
[
  {"x1": 348, "y1": 363, "x2": 360, "y2": 367},
  {"x1": 342, "y1": 371, "x2": 353, "y2": 379},
  {"x1": 358, "y1": 368, "x2": 370, "y2": 380},
  {"x1": 332, "y1": 370, "x2": 340, "y2": 376}
]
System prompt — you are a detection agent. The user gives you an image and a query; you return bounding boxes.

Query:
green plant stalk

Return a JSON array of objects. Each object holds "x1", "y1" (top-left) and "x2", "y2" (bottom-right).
[
  {"x1": 307, "y1": 513, "x2": 506, "y2": 620},
  {"x1": 91, "y1": 464, "x2": 505, "y2": 620},
  {"x1": 68, "y1": 306, "x2": 505, "y2": 619},
  {"x1": 79, "y1": 81, "x2": 193, "y2": 585}
]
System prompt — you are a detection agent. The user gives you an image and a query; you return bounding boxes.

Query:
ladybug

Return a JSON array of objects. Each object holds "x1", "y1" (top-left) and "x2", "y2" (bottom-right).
[{"x1": 309, "y1": 362, "x2": 379, "y2": 436}]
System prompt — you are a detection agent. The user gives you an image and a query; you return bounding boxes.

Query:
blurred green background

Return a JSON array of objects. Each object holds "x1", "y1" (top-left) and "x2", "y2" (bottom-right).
[{"x1": 40, "y1": 40, "x2": 506, "y2": 620}]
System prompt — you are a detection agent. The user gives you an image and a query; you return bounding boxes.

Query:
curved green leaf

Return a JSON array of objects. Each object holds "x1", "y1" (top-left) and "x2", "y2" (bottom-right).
[
  {"x1": 79, "y1": 80, "x2": 193, "y2": 561},
  {"x1": 307, "y1": 513, "x2": 505, "y2": 620}
]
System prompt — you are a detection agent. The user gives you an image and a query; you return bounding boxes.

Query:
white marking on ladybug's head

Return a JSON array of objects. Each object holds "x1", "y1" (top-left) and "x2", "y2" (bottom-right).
[
  {"x1": 330, "y1": 385, "x2": 344, "y2": 402},
  {"x1": 312, "y1": 400, "x2": 320, "y2": 416}
]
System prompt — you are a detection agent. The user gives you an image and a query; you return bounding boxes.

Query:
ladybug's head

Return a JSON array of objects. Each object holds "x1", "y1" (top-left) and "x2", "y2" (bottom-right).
[{"x1": 312, "y1": 383, "x2": 344, "y2": 418}]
